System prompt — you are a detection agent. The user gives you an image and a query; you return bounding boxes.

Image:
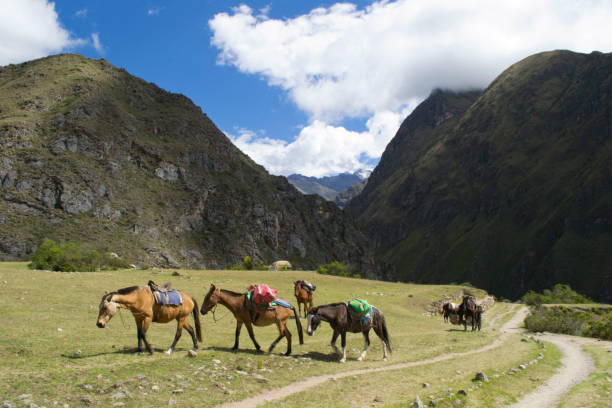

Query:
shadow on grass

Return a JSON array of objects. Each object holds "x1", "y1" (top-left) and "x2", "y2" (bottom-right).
[
  {"x1": 298, "y1": 351, "x2": 339, "y2": 362},
  {"x1": 62, "y1": 347, "x2": 167, "y2": 359},
  {"x1": 207, "y1": 346, "x2": 266, "y2": 356}
]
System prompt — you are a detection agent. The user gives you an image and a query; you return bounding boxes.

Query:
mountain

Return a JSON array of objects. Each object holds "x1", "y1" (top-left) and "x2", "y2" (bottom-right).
[
  {"x1": 335, "y1": 178, "x2": 368, "y2": 208},
  {"x1": 347, "y1": 50, "x2": 612, "y2": 301},
  {"x1": 0, "y1": 54, "x2": 389, "y2": 279},
  {"x1": 287, "y1": 171, "x2": 367, "y2": 202}
]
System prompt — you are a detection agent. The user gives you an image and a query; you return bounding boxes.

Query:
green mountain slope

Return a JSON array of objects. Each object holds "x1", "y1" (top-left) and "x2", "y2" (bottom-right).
[
  {"x1": 0, "y1": 54, "x2": 386, "y2": 278},
  {"x1": 347, "y1": 50, "x2": 612, "y2": 301}
]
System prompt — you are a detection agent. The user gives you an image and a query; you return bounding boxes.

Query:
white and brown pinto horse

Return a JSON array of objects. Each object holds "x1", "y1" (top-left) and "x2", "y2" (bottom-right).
[
  {"x1": 306, "y1": 302, "x2": 391, "y2": 363},
  {"x1": 441, "y1": 302, "x2": 461, "y2": 323},
  {"x1": 96, "y1": 285, "x2": 202, "y2": 354}
]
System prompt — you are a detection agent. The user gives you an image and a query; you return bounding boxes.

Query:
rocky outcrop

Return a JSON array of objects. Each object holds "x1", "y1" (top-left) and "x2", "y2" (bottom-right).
[{"x1": 0, "y1": 54, "x2": 388, "y2": 279}]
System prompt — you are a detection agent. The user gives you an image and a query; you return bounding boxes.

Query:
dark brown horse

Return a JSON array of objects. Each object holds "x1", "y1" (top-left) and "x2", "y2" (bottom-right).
[
  {"x1": 458, "y1": 296, "x2": 482, "y2": 331},
  {"x1": 294, "y1": 280, "x2": 315, "y2": 317},
  {"x1": 306, "y1": 302, "x2": 391, "y2": 363},
  {"x1": 96, "y1": 285, "x2": 202, "y2": 354},
  {"x1": 200, "y1": 284, "x2": 303, "y2": 355}
]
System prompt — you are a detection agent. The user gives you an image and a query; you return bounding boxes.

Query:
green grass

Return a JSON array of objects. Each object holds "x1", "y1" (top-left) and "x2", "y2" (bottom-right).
[{"x1": 0, "y1": 262, "x2": 573, "y2": 407}]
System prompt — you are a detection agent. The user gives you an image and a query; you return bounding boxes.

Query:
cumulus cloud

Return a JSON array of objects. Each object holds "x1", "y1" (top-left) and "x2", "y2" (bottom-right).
[
  {"x1": 211, "y1": 0, "x2": 612, "y2": 176},
  {"x1": 0, "y1": 0, "x2": 85, "y2": 66},
  {"x1": 147, "y1": 7, "x2": 163, "y2": 16},
  {"x1": 91, "y1": 32, "x2": 104, "y2": 54},
  {"x1": 75, "y1": 9, "x2": 87, "y2": 18},
  {"x1": 229, "y1": 106, "x2": 414, "y2": 177}
]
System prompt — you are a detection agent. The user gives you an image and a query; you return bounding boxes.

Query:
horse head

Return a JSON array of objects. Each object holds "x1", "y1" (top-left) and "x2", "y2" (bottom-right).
[
  {"x1": 96, "y1": 292, "x2": 118, "y2": 328},
  {"x1": 306, "y1": 307, "x2": 321, "y2": 335},
  {"x1": 200, "y1": 284, "x2": 219, "y2": 315}
]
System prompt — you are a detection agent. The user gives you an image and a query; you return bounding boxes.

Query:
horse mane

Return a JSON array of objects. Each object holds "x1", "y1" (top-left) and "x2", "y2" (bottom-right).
[
  {"x1": 116, "y1": 286, "x2": 141, "y2": 295},
  {"x1": 220, "y1": 288, "x2": 244, "y2": 296}
]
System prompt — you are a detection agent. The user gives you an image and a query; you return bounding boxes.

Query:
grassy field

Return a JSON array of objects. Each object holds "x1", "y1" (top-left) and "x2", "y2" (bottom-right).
[{"x1": 0, "y1": 262, "x2": 596, "y2": 407}]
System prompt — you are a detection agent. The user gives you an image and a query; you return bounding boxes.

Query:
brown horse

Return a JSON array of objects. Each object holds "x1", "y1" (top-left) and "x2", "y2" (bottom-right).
[
  {"x1": 200, "y1": 284, "x2": 303, "y2": 355},
  {"x1": 458, "y1": 295, "x2": 482, "y2": 331},
  {"x1": 441, "y1": 302, "x2": 461, "y2": 323},
  {"x1": 294, "y1": 280, "x2": 314, "y2": 317},
  {"x1": 96, "y1": 285, "x2": 202, "y2": 354}
]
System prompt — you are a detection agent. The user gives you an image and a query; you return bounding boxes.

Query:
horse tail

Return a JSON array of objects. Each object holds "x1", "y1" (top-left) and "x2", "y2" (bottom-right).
[
  {"x1": 191, "y1": 296, "x2": 203, "y2": 342},
  {"x1": 379, "y1": 311, "x2": 392, "y2": 354},
  {"x1": 292, "y1": 306, "x2": 304, "y2": 345}
]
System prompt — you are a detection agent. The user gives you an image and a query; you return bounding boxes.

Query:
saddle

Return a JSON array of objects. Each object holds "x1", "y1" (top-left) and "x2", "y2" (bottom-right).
[
  {"x1": 298, "y1": 280, "x2": 316, "y2": 292},
  {"x1": 148, "y1": 280, "x2": 183, "y2": 306},
  {"x1": 247, "y1": 284, "x2": 278, "y2": 323}
]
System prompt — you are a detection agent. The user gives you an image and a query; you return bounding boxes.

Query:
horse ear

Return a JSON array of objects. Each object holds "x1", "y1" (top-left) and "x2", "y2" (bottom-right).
[
  {"x1": 210, "y1": 283, "x2": 215, "y2": 290},
  {"x1": 104, "y1": 291, "x2": 108, "y2": 295}
]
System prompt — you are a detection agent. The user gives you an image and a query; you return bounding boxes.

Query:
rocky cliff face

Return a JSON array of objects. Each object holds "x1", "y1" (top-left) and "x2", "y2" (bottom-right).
[
  {"x1": 0, "y1": 54, "x2": 388, "y2": 279},
  {"x1": 348, "y1": 51, "x2": 612, "y2": 301}
]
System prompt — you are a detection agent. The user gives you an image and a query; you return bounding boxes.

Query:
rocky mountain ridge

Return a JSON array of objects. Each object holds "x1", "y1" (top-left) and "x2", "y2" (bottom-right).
[{"x1": 0, "y1": 54, "x2": 388, "y2": 279}]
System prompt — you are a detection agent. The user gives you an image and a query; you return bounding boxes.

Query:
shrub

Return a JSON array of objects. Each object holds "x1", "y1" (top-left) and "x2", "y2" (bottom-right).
[
  {"x1": 28, "y1": 239, "x2": 130, "y2": 272},
  {"x1": 243, "y1": 256, "x2": 253, "y2": 270},
  {"x1": 316, "y1": 261, "x2": 360, "y2": 278},
  {"x1": 521, "y1": 284, "x2": 592, "y2": 305},
  {"x1": 525, "y1": 305, "x2": 611, "y2": 340}
]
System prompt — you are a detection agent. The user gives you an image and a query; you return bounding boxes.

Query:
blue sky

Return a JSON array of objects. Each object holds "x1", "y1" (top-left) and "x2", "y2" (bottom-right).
[{"x1": 2, "y1": 1, "x2": 612, "y2": 177}]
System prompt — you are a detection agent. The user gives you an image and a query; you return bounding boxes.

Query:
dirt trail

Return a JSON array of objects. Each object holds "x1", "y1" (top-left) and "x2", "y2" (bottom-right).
[
  {"x1": 216, "y1": 305, "x2": 528, "y2": 408},
  {"x1": 507, "y1": 332, "x2": 612, "y2": 408}
]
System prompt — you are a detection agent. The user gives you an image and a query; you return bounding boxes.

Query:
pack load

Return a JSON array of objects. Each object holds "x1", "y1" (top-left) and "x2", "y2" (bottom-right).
[
  {"x1": 148, "y1": 280, "x2": 183, "y2": 306},
  {"x1": 298, "y1": 280, "x2": 316, "y2": 292},
  {"x1": 348, "y1": 298, "x2": 372, "y2": 323},
  {"x1": 248, "y1": 283, "x2": 278, "y2": 306}
]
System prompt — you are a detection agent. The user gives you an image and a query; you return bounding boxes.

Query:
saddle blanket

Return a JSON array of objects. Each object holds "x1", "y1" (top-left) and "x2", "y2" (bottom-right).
[
  {"x1": 153, "y1": 290, "x2": 183, "y2": 306},
  {"x1": 248, "y1": 283, "x2": 278, "y2": 305},
  {"x1": 270, "y1": 298, "x2": 292, "y2": 309}
]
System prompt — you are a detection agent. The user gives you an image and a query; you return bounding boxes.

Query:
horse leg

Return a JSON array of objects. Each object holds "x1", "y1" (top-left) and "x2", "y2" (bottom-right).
[
  {"x1": 183, "y1": 321, "x2": 198, "y2": 350},
  {"x1": 141, "y1": 318, "x2": 154, "y2": 354},
  {"x1": 232, "y1": 320, "x2": 243, "y2": 352},
  {"x1": 283, "y1": 322, "x2": 292, "y2": 356},
  {"x1": 330, "y1": 330, "x2": 341, "y2": 355},
  {"x1": 166, "y1": 318, "x2": 185, "y2": 355},
  {"x1": 339, "y1": 332, "x2": 347, "y2": 363},
  {"x1": 358, "y1": 330, "x2": 370, "y2": 361},
  {"x1": 244, "y1": 321, "x2": 261, "y2": 351}
]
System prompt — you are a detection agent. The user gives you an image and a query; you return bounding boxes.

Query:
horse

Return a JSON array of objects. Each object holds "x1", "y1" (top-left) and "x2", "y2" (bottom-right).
[
  {"x1": 441, "y1": 302, "x2": 461, "y2": 323},
  {"x1": 96, "y1": 285, "x2": 202, "y2": 354},
  {"x1": 268, "y1": 260, "x2": 292, "y2": 272},
  {"x1": 306, "y1": 302, "x2": 391, "y2": 363},
  {"x1": 294, "y1": 280, "x2": 315, "y2": 317},
  {"x1": 200, "y1": 284, "x2": 303, "y2": 356},
  {"x1": 458, "y1": 296, "x2": 482, "y2": 331}
]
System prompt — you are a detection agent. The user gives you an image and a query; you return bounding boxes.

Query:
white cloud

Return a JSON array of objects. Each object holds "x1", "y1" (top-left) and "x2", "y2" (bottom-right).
[
  {"x1": 0, "y1": 0, "x2": 85, "y2": 65},
  {"x1": 91, "y1": 32, "x2": 104, "y2": 54},
  {"x1": 211, "y1": 0, "x2": 612, "y2": 176},
  {"x1": 75, "y1": 9, "x2": 87, "y2": 18},
  {"x1": 147, "y1": 7, "x2": 162, "y2": 16},
  {"x1": 228, "y1": 105, "x2": 414, "y2": 177}
]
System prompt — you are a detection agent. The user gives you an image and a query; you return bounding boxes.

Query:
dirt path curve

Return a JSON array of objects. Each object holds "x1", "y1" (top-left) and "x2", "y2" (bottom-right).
[
  {"x1": 506, "y1": 331, "x2": 612, "y2": 408},
  {"x1": 216, "y1": 305, "x2": 528, "y2": 408}
]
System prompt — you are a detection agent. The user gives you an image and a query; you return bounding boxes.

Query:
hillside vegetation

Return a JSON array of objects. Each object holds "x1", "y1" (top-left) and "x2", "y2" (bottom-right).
[
  {"x1": 348, "y1": 50, "x2": 612, "y2": 302},
  {"x1": 0, "y1": 54, "x2": 382, "y2": 277}
]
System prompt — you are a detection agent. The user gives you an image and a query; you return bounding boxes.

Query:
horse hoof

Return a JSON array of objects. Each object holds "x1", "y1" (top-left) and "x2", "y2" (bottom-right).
[
  {"x1": 164, "y1": 349, "x2": 172, "y2": 355},
  {"x1": 382, "y1": 357, "x2": 387, "y2": 362},
  {"x1": 339, "y1": 358, "x2": 346, "y2": 363},
  {"x1": 357, "y1": 356, "x2": 363, "y2": 361}
]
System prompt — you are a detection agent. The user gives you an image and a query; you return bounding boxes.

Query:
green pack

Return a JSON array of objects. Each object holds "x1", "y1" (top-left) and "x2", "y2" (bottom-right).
[{"x1": 348, "y1": 299, "x2": 371, "y2": 315}]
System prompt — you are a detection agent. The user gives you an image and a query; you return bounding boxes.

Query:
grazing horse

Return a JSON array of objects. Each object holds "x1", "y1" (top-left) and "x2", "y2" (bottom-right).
[
  {"x1": 268, "y1": 260, "x2": 292, "y2": 272},
  {"x1": 96, "y1": 285, "x2": 202, "y2": 354},
  {"x1": 306, "y1": 302, "x2": 391, "y2": 363},
  {"x1": 294, "y1": 280, "x2": 315, "y2": 317},
  {"x1": 458, "y1": 296, "x2": 482, "y2": 332},
  {"x1": 441, "y1": 302, "x2": 461, "y2": 323},
  {"x1": 200, "y1": 284, "x2": 303, "y2": 356}
]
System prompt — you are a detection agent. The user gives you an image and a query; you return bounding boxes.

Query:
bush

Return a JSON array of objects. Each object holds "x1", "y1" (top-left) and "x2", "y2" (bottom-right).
[
  {"x1": 243, "y1": 256, "x2": 253, "y2": 270},
  {"x1": 28, "y1": 239, "x2": 130, "y2": 272},
  {"x1": 316, "y1": 261, "x2": 360, "y2": 278},
  {"x1": 521, "y1": 284, "x2": 592, "y2": 305},
  {"x1": 525, "y1": 305, "x2": 611, "y2": 340}
]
